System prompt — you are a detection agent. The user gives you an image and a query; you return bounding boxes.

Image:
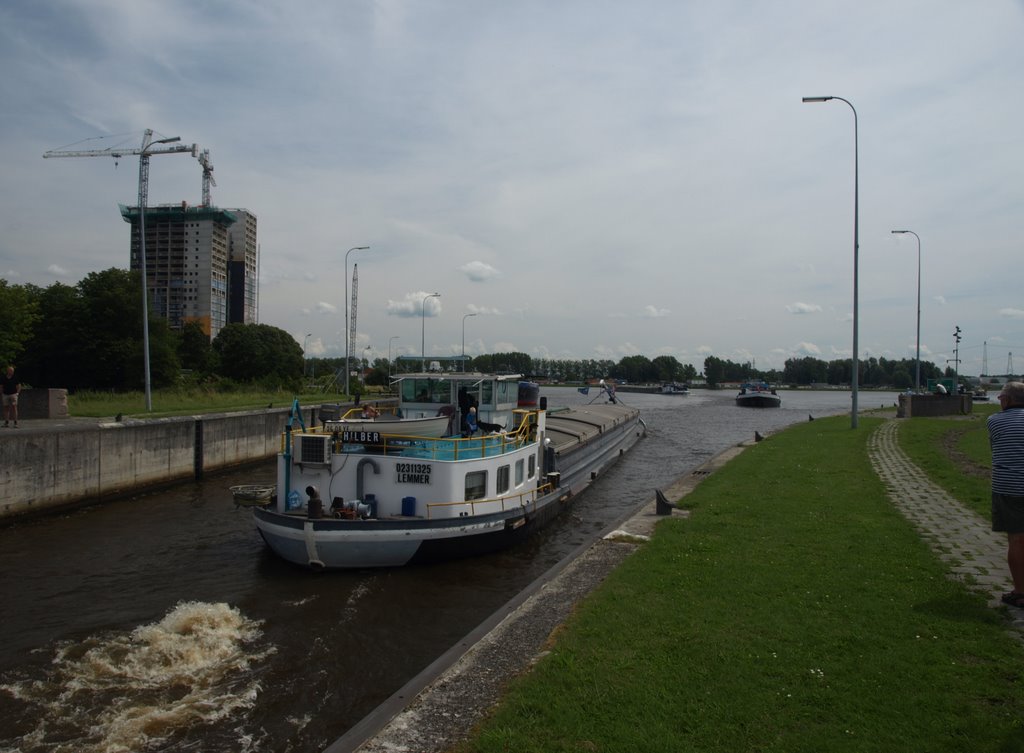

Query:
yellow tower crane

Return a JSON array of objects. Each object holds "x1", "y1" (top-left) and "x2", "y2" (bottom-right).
[{"x1": 43, "y1": 129, "x2": 198, "y2": 411}]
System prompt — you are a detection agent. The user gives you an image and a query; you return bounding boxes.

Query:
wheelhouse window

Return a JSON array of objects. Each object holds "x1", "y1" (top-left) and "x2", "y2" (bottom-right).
[
  {"x1": 465, "y1": 471, "x2": 487, "y2": 501},
  {"x1": 497, "y1": 465, "x2": 510, "y2": 495},
  {"x1": 401, "y1": 378, "x2": 452, "y2": 404}
]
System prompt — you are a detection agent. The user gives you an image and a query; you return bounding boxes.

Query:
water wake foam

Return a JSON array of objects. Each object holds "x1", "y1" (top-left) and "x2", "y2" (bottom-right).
[{"x1": 1, "y1": 601, "x2": 274, "y2": 753}]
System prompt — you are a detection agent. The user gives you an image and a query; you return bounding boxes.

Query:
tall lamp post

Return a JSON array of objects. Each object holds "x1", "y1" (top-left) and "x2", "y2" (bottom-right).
[
  {"x1": 421, "y1": 292, "x2": 441, "y2": 370},
  {"x1": 302, "y1": 332, "x2": 312, "y2": 379},
  {"x1": 343, "y1": 246, "x2": 370, "y2": 397},
  {"x1": 461, "y1": 313, "x2": 478, "y2": 372},
  {"x1": 388, "y1": 336, "x2": 399, "y2": 379},
  {"x1": 803, "y1": 95, "x2": 859, "y2": 428},
  {"x1": 363, "y1": 345, "x2": 372, "y2": 388},
  {"x1": 891, "y1": 230, "x2": 921, "y2": 392}
]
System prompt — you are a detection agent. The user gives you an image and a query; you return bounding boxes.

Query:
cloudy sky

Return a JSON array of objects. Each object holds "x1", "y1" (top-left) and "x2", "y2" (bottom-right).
[{"x1": 1, "y1": 1, "x2": 1021, "y2": 376}]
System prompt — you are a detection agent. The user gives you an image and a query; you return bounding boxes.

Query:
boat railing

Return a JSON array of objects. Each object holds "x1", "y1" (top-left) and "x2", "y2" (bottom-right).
[
  {"x1": 281, "y1": 408, "x2": 540, "y2": 460},
  {"x1": 423, "y1": 479, "x2": 556, "y2": 519}
]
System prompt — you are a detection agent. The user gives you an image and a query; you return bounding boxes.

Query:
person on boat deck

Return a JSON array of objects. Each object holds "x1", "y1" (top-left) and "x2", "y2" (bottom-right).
[
  {"x1": 361, "y1": 404, "x2": 379, "y2": 419},
  {"x1": 458, "y1": 386, "x2": 472, "y2": 431},
  {"x1": 464, "y1": 406, "x2": 478, "y2": 436}
]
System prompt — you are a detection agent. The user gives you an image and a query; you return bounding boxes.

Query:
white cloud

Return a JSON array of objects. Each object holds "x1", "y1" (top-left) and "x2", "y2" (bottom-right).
[
  {"x1": 47, "y1": 264, "x2": 69, "y2": 277},
  {"x1": 793, "y1": 342, "x2": 822, "y2": 356},
  {"x1": 387, "y1": 292, "x2": 443, "y2": 318},
  {"x1": 315, "y1": 302, "x2": 337, "y2": 315},
  {"x1": 642, "y1": 305, "x2": 671, "y2": 318},
  {"x1": 999, "y1": 308, "x2": 1024, "y2": 319},
  {"x1": 786, "y1": 302, "x2": 822, "y2": 315},
  {"x1": 460, "y1": 261, "x2": 500, "y2": 282},
  {"x1": 467, "y1": 304, "x2": 501, "y2": 316}
]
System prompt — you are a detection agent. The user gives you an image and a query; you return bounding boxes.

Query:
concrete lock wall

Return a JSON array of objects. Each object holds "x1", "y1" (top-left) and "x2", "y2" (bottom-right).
[
  {"x1": 19, "y1": 388, "x2": 69, "y2": 419},
  {"x1": 0, "y1": 409, "x2": 297, "y2": 520},
  {"x1": 897, "y1": 393, "x2": 973, "y2": 418}
]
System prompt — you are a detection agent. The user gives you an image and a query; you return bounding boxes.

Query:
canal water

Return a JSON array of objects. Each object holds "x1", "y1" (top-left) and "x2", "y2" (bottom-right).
[{"x1": 0, "y1": 388, "x2": 898, "y2": 753}]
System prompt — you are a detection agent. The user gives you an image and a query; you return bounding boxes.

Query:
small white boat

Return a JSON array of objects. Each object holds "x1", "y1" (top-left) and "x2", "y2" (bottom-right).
[
  {"x1": 247, "y1": 372, "x2": 645, "y2": 569},
  {"x1": 230, "y1": 485, "x2": 275, "y2": 506},
  {"x1": 736, "y1": 382, "x2": 781, "y2": 408},
  {"x1": 323, "y1": 408, "x2": 453, "y2": 438},
  {"x1": 660, "y1": 382, "x2": 690, "y2": 395}
]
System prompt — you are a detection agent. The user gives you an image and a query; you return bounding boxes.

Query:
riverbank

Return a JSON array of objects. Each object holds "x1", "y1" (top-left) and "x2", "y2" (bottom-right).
[{"x1": 344, "y1": 415, "x2": 1024, "y2": 753}]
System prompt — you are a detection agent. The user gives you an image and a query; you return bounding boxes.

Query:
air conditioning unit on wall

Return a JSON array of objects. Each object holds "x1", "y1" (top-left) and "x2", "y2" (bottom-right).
[{"x1": 295, "y1": 434, "x2": 332, "y2": 465}]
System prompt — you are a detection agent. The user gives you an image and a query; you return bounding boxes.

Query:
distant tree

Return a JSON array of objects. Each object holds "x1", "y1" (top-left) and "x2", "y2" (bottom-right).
[
  {"x1": 679, "y1": 363, "x2": 698, "y2": 383},
  {"x1": 178, "y1": 321, "x2": 215, "y2": 375},
  {"x1": 18, "y1": 269, "x2": 179, "y2": 391},
  {"x1": 613, "y1": 355, "x2": 655, "y2": 384},
  {"x1": 783, "y1": 356, "x2": 828, "y2": 385},
  {"x1": 71, "y1": 269, "x2": 180, "y2": 390},
  {"x1": 704, "y1": 356, "x2": 725, "y2": 387},
  {"x1": 0, "y1": 280, "x2": 39, "y2": 369},
  {"x1": 212, "y1": 323, "x2": 302, "y2": 385},
  {"x1": 651, "y1": 355, "x2": 683, "y2": 382}
]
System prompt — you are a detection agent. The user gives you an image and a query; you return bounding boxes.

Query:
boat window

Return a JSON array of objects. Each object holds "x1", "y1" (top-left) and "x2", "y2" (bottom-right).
[
  {"x1": 497, "y1": 381, "x2": 512, "y2": 403},
  {"x1": 465, "y1": 471, "x2": 487, "y2": 501},
  {"x1": 480, "y1": 380, "x2": 493, "y2": 406},
  {"x1": 402, "y1": 378, "x2": 452, "y2": 404},
  {"x1": 528, "y1": 454, "x2": 536, "y2": 479},
  {"x1": 515, "y1": 459, "x2": 524, "y2": 487},
  {"x1": 497, "y1": 465, "x2": 510, "y2": 495}
]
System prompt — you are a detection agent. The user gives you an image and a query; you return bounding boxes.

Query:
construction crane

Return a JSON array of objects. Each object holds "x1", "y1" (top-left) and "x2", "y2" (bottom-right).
[
  {"x1": 197, "y1": 148, "x2": 216, "y2": 207},
  {"x1": 43, "y1": 128, "x2": 198, "y2": 412}
]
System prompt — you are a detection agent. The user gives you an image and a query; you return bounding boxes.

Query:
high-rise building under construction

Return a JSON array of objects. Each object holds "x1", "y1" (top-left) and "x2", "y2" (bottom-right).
[{"x1": 120, "y1": 203, "x2": 258, "y2": 339}]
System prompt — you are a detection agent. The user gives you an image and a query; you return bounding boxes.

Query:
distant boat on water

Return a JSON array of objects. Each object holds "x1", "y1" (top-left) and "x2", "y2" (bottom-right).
[
  {"x1": 660, "y1": 382, "x2": 690, "y2": 395},
  {"x1": 736, "y1": 382, "x2": 781, "y2": 408}
]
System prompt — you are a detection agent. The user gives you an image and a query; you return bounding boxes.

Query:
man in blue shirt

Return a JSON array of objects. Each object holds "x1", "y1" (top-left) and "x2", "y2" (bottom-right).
[{"x1": 988, "y1": 382, "x2": 1024, "y2": 608}]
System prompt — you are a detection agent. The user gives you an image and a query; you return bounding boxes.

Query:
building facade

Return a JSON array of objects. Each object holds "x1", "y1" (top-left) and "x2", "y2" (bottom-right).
[{"x1": 120, "y1": 203, "x2": 258, "y2": 339}]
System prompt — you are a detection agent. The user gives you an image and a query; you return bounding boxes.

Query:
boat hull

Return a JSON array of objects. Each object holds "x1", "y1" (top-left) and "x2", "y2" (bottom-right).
[
  {"x1": 254, "y1": 493, "x2": 562, "y2": 568},
  {"x1": 735, "y1": 394, "x2": 781, "y2": 408},
  {"x1": 253, "y1": 402, "x2": 644, "y2": 569}
]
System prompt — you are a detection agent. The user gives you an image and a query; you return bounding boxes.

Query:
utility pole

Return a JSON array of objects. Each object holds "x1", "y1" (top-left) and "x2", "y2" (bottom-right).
[{"x1": 953, "y1": 326, "x2": 962, "y2": 388}]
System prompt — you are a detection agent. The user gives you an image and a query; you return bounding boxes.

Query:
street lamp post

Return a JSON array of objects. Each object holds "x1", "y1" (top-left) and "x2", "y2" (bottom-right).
[
  {"x1": 891, "y1": 230, "x2": 922, "y2": 392},
  {"x1": 388, "y1": 336, "x2": 399, "y2": 379},
  {"x1": 137, "y1": 131, "x2": 188, "y2": 411},
  {"x1": 302, "y1": 333, "x2": 312, "y2": 379},
  {"x1": 461, "y1": 313, "x2": 478, "y2": 372},
  {"x1": 363, "y1": 345, "x2": 372, "y2": 387},
  {"x1": 344, "y1": 245, "x2": 370, "y2": 397},
  {"x1": 421, "y1": 293, "x2": 441, "y2": 370},
  {"x1": 803, "y1": 95, "x2": 859, "y2": 428}
]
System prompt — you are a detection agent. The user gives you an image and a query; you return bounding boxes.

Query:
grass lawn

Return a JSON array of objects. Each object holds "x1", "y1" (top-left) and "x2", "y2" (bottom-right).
[
  {"x1": 66, "y1": 387, "x2": 392, "y2": 418},
  {"x1": 456, "y1": 415, "x2": 1023, "y2": 753}
]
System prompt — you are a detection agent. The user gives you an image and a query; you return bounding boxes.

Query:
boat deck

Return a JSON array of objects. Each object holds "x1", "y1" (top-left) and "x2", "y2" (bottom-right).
[{"x1": 544, "y1": 403, "x2": 640, "y2": 454}]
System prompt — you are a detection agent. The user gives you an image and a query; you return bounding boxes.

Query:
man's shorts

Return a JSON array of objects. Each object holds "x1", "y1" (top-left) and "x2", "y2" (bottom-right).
[
  {"x1": 992, "y1": 492, "x2": 1024, "y2": 534},
  {"x1": 1, "y1": 393, "x2": 17, "y2": 407}
]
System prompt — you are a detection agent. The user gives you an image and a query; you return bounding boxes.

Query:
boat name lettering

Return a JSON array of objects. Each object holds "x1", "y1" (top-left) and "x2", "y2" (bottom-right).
[
  {"x1": 342, "y1": 431, "x2": 382, "y2": 444},
  {"x1": 396, "y1": 462, "x2": 432, "y2": 484}
]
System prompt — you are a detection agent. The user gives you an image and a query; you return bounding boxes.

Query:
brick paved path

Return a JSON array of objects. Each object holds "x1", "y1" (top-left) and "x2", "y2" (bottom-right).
[{"x1": 868, "y1": 419, "x2": 1024, "y2": 635}]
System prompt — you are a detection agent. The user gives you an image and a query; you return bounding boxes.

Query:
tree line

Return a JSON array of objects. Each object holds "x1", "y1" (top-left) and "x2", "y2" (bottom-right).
[
  {"x1": 0, "y1": 270, "x2": 951, "y2": 394},
  {"x1": 0, "y1": 270, "x2": 303, "y2": 392}
]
